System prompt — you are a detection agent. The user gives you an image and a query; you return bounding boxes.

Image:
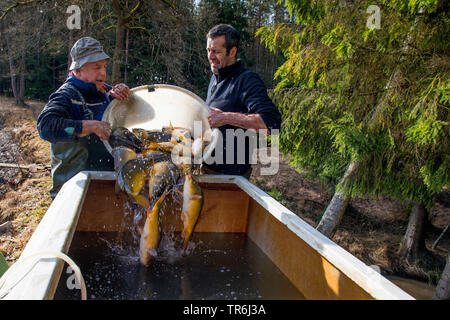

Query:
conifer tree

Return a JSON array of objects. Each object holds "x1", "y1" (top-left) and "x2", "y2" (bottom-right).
[{"x1": 258, "y1": 0, "x2": 449, "y2": 247}]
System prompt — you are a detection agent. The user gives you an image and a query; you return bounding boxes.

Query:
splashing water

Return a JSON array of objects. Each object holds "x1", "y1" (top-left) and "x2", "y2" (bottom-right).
[{"x1": 54, "y1": 231, "x2": 306, "y2": 300}]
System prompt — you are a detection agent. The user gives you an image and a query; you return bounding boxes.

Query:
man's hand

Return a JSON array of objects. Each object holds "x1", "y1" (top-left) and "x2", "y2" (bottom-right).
[
  {"x1": 208, "y1": 107, "x2": 228, "y2": 128},
  {"x1": 78, "y1": 120, "x2": 111, "y2": 141},
  {"x1": 208, "y1": 106, "x2": 269, "y2": 131},
  {"x1": 109, "y1": 83, "x2": 130, "y2": 101}
]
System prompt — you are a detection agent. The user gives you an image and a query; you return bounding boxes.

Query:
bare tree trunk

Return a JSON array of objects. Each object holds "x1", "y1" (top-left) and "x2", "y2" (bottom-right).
[
  {"x1": 18, "y1": 51, "x2": 26, "y2": 106},
  {"x1": 433, "y1": 256, "x2": 450, "y2": 300},
  {"x1": 111, "y1": 0, "x2": 143, "y2": 84},
  {"x1": 6, "y1": 34, "x2": 18, "y2": 103},
  {"x1": 123, "y1": 0, "x2": 129, "y2": 83},
  {"x1": 112, "y1": 0, "x2": 125, "y2": 84},
  {"x1": 316, "y1": 160, "x2": 359, "y2": 237},
  {"x1": 9, "y1": 57, "x2": 18, "y2": 104},
  {"x1": 112, "y1": 19, "x2": 125, "y2": 84},
  {"x1": 68, "y1": 29, "x2": 73, "y2": 73},
  {"x1": 398, "y1": 202, "x2": 428, "y2": 262},
  {"x1": 124, "y1": 27, "x2": 129, "y2": 83}
]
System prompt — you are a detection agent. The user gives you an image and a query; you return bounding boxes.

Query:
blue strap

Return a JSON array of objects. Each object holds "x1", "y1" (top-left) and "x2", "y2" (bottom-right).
[{"x1": 63, "y1": 82, "x2": 94, "y2": 120}]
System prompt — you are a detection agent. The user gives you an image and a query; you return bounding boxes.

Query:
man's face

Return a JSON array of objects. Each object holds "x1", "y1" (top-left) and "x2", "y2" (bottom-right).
[
  {"x1": 207, "y1": 35, "x2": 236, "y2": 75},
  {"x1": 75, "y1": 59, "x2": 108, "y2": 92}
]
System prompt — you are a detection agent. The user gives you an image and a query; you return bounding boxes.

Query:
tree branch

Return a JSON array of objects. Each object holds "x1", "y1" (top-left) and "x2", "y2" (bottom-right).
[
  {"x1": 128, "y1": 0, "x2": 143, "y2": 16},
  {"x1": 104, "y1": 25, "x2": 117, "y2": 31},
  {"x1": 0, "y1": 0, "x2": 40, "y2": 20},
  {"x1": 93, "y1": 14, "x2": 117, "y2": 25}
]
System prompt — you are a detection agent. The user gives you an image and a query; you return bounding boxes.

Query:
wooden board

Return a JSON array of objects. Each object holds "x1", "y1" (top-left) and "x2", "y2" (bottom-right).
[
  {"x1": 4, "y1": 172, "x2": 413, "y2": 300},
  {"x1": 76, "y1": 180, "x2": 249, "y2": 233},
  {"x1": 246, "y1": 197, "x2": 373, "y2": 300}
]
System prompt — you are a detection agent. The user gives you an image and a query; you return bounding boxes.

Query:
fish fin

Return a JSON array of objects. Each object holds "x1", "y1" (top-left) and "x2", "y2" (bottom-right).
[{"x1": 134, "y1": 194, "x2": 150, "y2": 208}]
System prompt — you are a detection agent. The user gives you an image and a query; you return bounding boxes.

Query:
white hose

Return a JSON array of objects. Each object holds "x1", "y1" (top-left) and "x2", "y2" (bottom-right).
[{"x1": 0, "y1": 251, "x2": 87, "y2": 300}]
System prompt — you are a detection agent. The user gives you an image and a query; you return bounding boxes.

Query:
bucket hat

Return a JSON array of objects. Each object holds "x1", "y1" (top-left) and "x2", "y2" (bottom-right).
[{"x1": 69, "y1": 37, "x2": 110, "y2": 70}]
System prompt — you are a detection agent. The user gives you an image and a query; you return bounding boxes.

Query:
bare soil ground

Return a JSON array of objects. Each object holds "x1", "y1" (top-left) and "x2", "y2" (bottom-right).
[
  {"x1": 0, "y1": 96, "x2": 448, "y2": 299},
  {"x1": 0, "y1": 97, "x2": 52, "y2": 262}
]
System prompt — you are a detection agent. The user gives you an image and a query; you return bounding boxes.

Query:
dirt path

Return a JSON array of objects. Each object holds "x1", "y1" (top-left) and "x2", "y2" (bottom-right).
[{"x1": 0, "y1": 97, "x2": 52, "y2": 262}]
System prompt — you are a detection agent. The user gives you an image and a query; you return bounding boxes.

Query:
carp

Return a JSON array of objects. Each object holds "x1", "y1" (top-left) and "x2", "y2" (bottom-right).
[
  {"x1": 132, "y1": 128, "x2": 172, "y2": 144},
  {"x1": 144, "y1": 141, "x2": 177, "y2": 153},
  {"x1": 117, "y1": 152, "x2": 168, "y2": 207},
  {"x1": 148, "y1": 161, "x2": 180, "y2": 203},
  {"x1": 112, "y1": 146, "x2": 138, "y2": 195},
  {"x1": 109, "y1": 127, "x2": 143, "y2": 152},
  {"x1": 143, "y1": 141, "x2": 192, "y2": 158},
  {"x1": 181, "y1": 174, "x2": 203, "y2": 251},
  {"x1": 162, "y1": 123, "x2": 191, "y2": 145},
  {"x1": 112, "y1": 146, "x2": 137, "y2": 173},
  {"x1": 139, "y1": 193, "x2": 167, "y2": 265}
]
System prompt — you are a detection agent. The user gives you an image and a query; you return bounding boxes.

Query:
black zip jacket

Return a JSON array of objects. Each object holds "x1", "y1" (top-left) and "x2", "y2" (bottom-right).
[{"x1": 204, "y1": 60, "x2": 281, "y2": 175}]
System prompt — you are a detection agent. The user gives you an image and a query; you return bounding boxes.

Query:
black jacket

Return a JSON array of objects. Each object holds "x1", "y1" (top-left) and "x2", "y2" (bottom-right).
[
  {"x1": 205, "y1": 60, "x2": 281, "y2": 175},
  {"x1": 37, "y1": 74, "x2": 114, "y2": 197}
]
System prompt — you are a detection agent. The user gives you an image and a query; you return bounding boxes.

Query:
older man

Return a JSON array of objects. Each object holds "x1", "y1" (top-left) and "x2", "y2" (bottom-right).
[
  {"x1": 37, "y1": 37, "x2": 129, "y2": 197},
  {"x1": 203, "y1": 24, "x2": 281, "y2": 178}
]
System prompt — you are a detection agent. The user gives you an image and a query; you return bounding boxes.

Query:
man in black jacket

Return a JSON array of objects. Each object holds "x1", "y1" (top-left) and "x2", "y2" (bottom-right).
[
  {"x1": 203, "y1": 24, "x2": 281, "y2": 178},
  {"x1": 37, "y1": 37, "x2": 129, "y2": 198}
]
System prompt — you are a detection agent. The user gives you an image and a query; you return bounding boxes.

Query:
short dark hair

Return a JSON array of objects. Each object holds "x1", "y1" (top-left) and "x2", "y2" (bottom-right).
[{"x1": 207, "y1": 24, "x2": 240, "y2": 54}]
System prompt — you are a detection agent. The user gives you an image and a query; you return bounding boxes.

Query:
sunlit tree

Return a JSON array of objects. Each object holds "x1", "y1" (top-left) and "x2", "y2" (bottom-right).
[{"x1": 258, "y1": 0, "x2": 449, "y2": 260}]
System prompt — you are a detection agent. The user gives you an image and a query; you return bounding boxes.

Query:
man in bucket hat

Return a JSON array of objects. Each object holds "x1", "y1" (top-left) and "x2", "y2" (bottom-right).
[{"x1": 37, "y1": 37, "x2": 130, "y2": 198}]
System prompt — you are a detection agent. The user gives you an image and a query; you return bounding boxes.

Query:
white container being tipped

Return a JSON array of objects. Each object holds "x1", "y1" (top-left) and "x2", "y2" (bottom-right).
[{"x1": 102, "y1": 84, "x2": 219, "y2": 162}]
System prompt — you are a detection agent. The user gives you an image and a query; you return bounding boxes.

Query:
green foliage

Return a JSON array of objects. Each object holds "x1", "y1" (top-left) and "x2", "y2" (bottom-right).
[
  {"x1": 267, "y1": 187, "x2": 291, "y2": 207},
  {"x1": 0, "y1": 0, "x2": 286, "y2": 102},
  {"x1": 261, "y1": 0, "x2": 449, "y2": 207}
]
